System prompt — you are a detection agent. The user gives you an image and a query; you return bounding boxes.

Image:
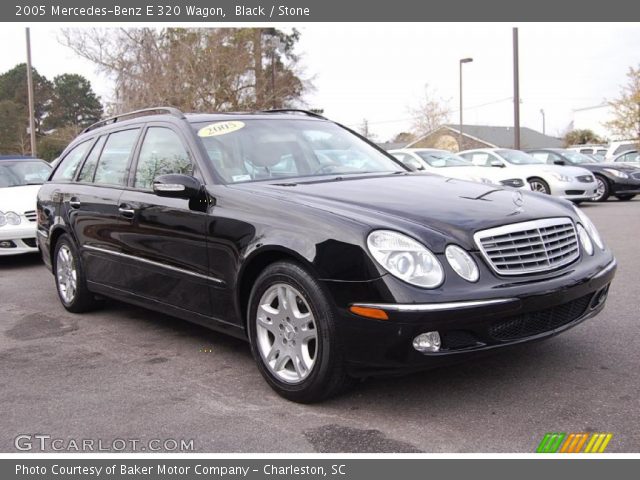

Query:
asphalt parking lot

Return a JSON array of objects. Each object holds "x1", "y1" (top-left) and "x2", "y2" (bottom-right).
[{"x1": 1, "y1": 199, "x2": 639, "y2": 453}]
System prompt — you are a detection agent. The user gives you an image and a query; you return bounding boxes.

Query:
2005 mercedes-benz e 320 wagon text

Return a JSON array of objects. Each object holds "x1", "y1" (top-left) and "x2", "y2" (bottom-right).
[{"x1": 38, "y1": 107, "x2": 616, "y2": 402}]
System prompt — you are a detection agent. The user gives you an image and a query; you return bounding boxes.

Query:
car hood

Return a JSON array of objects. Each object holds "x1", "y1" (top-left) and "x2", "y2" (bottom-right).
[
  {"x1": 586, "y1": 163, "x2": 640, "y2": 173},
  {"x1": 233, "y1": 173, "x2": 574, "y2": 251},
  {"x1": 509, "y1": 164, "x2": 593, "y2": 177},
  {"x1": 0, "y1": 185, "x2": 40, "y2": 214}
]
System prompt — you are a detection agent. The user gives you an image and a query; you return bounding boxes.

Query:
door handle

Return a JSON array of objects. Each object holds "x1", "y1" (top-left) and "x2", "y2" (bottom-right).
[
  {"x1": 69, "y1": 197, "x2": 81, "y2": 209},
  {"x1": 118, "y1": 204, "x2": 136, "y2": 219}
]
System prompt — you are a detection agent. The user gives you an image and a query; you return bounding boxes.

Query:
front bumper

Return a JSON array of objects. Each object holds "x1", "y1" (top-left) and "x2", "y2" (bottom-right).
[
  {"x1": 324, "y1": 256, "x2": 616, "y2": 377},
  {"x1": 0, "y1": 224, "x2": 38, "y2": 256},
  {"x1": 549, "y1": 178, "x2": 598, "y2": 200},
  {"x1": 610, "y1": 177, "x2": 640, "y2": 195}
]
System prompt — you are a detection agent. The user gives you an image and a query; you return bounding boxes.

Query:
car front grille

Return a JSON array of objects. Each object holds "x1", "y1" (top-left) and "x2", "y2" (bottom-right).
[
  {"x1": 576, "y1": 175, "x2": 594, "y2": 183},
  {"x1": 632, "y1": 172, "x2": 640, "y2": 180},
  {"x1": 22, "y1": 238, "x2": 37, "y2": 248},
  {"x1": 24, "y1": 210, "x2": 37, "y2": 222},
  {"x1": 488, "y1": 293, "x2": 593, "y2": 341},
  {"x1": 474, "y1": 218, "x2": 580, "y2": 275}
]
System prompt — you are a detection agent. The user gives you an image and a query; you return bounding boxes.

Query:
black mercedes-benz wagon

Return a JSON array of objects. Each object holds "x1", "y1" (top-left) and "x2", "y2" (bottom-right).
[{"x1": 38, "y1": 107, "x2": 616, "y2": 402}]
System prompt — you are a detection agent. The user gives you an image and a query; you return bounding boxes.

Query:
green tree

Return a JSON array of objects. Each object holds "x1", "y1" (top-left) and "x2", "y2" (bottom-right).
[
  {"x1": 606, "y1": 65, "x2": 640, "y2": 141},
  {"x1": 45, "y1": 74, "x2": 103, "y2": 132},
  {"x1": 0, "y1": 100, "x2": 29, "y2": 154},
  {"x1": 0, "y1": 63, "x2": 53, "y2": 133},
  {"x1": 563, "y1": 129, "x2": 605, "y2": 146}
]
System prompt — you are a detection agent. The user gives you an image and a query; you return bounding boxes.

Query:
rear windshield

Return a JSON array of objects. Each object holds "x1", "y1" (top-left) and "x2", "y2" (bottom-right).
[
  {"x1": 192, "y1": 119, "x2": 404, "y2": 183},
  {"x1": 0, "y1": 160, "x2": 51, "y2": 188},
  {"x1": 414, "y1": 151, "x2": 472, "y2": 168},
  {"x1": 497, "y1": 149, "x2": 545, "y2": 165}
]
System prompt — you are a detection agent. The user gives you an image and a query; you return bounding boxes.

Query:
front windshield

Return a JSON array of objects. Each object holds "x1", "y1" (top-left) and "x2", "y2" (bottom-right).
[
  {"x1": 193, "y1": 119, "x2": 405, "y2": 183},
  {"x1": 560, "y1": 151, "x2": 597, "y2": 165},
  {"x1": 497, "y1": 149, "x2": 545, "y2": 165},
  {"x1": 0, "y1": 160, "x2": 51, "y2": 187},
  {"x1": 414, "y1": 151, "x2": 472, "y2": 168}
]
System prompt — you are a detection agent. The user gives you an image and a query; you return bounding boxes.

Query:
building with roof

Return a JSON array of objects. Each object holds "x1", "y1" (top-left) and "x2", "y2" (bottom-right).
[{"x1": 406, "y1": 124, "x2": 564, "y2": 152}]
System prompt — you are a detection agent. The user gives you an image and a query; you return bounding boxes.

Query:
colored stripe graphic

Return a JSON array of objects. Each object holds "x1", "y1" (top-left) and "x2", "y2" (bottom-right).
[
  {"x1": 536, "y1": 433, "x2": 566, "y2": 453},
  {"x1": 537, "y1": 433, "x2": 613, "y2": 453}
]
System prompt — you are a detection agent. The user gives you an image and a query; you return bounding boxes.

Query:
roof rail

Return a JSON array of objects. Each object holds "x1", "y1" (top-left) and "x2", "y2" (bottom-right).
[
  {"x1": 260, "y1": 109, "x2": 327, "y2": 120},
  {"x1": 82, "y1": 107, "x2": 186, "y2": 134}
]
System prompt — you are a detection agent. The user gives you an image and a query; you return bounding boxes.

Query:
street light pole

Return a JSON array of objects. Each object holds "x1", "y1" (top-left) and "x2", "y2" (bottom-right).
[
  {"x1": 459, "y1": 57, "x2": 473, "y2": 151},
  {"x1": 540, "y1": 109, "x2": 546, "y2": 135},
  {"x1": 513, "y1": 28, "x2": 521, "y2": 150},
  {"x1": 25, "y1": 28, "x2": 37, "y2": 157}
]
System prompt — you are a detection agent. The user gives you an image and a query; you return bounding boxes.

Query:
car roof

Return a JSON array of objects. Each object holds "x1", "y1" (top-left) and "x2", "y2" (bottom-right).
[
  {"x1": 184, "y1": 112, "x2": 327, "y2": 123},
  {"x1": 0, "y1": 155, "x2": 35, "y2": 160}
]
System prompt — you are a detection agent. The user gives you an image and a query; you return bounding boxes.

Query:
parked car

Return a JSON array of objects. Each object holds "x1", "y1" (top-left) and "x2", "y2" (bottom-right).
[
  {"x1": 526, "y1": 148, "x2": 640, "y2": 202},
  {"x1": 38, "y1": 108, "x2": 616, "y2": 402},
  {"x1": 610, "y1": 149, "x2": 639, "y2": 167},
  {"x1": 567, "y1": 145, "x2": 608, "y2": 161},
  {"x1": 0, "y1": 156, "x2": 52, "y2": 256},
  {"x1": 389, "y1": 148, "x2": 528, "y2": 189},
  {"x1": 604, "y1": 141, "x2": 639, "y2": 161},
  {"x1": 459, "y1": 148, "x2": 598, "y2": 202}
]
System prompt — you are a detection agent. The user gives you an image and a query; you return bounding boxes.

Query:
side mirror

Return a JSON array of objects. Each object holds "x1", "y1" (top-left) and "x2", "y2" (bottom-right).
[
  {"x1": 553, "y1": 160, "x2": 566, "y2": 166},
  {"x1": 153, "y1": 174, "x2": 203, "y2": 199}
]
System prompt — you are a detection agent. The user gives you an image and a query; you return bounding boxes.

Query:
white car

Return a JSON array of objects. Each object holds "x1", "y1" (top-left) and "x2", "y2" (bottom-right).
[
  {"x1": 390, "y1": 148, "x2": 529, "y2": 190},
  {"x1": 0, "y1": 157, "x2": 52, "y2": 256},
  {"x1": 459, "y1": 148, "x2": 598, "y2": 202}
]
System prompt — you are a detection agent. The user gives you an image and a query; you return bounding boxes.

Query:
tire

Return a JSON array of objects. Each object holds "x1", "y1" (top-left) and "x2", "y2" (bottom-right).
[
  {"x1": 528, "y1": 177, "x2": 550, "y2": 194},
  {"x1": 247, "y1": 261, "x2": 351, "y2": 403},
  {"x1": 53, "y1": 234, "x2": 101, "y2": 313},
  {"x1": 593, "y1": 175, "x2": 610, "y2": 202},
  {"x1": 615, "y1": 194, "x2": 635, "y2": 201}
]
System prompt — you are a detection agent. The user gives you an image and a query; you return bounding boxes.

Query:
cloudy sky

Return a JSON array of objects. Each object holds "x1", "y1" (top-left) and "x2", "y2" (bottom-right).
[{"x1": 1, "y1": 23, "x2": 638, "y2": 141}]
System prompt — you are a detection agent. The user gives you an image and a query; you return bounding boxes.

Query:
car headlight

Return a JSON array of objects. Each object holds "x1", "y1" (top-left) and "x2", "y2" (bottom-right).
[
  {"x1": 576, "y1": 224, "x2": 594, "y2": 255},
  {"x1": 367, "y1": 230, "x2": 444, "y2": 288},
  {"x1": 445, "y1": 245, "x2": 479, "y2": 282},
  {"x1": 0, "y1": 211, "x2": 6, "y2": 227},
  {"x1": 603, "y1": 168, "x2": 629, "y2": 179},
  {"x1": 572, "y1": 205, "x2": 604, "y2": 250},
  {"x1": 548, "y1": 172, "x2": 572, "y2": 182},
  {"x1": 4, "y1": 211, "x2": 21, "y2": 225}
]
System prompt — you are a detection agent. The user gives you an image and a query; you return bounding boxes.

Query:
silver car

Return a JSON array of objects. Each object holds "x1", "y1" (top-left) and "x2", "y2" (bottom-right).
[{"x1": 459, "y1": 148, "x2": 598, "y2": 202}]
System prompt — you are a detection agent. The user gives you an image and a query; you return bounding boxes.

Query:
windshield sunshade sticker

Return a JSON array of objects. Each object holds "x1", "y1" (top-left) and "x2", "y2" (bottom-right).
[{"x1": 198, "y1": 121, "x2": 245, "y2": 137}]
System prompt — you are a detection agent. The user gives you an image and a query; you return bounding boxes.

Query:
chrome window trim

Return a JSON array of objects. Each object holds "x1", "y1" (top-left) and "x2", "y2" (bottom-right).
[
  {"x1": 83, "y1": 245, "x2": 224, "y2": 285},
  {"x1": 474, "y1": 217, "x2": 580, "y2": 276},
  {"x1": 352, "y1": 298, "x2": 517, "y2": 312}
]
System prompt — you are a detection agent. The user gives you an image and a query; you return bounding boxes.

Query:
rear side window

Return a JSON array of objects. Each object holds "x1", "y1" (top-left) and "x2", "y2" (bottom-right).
[
  {"x1": 77, "y1": 136, "x2": 107, "y2": 183},
  {"x1": 52, "y1": 141, "x2": 92, "y2": 181},
  {"x1": 93, "y1": 129, "x2": 140, "y2": 186},
  {"x1": 134, "y1": 127, "x2": 193, "y2": 189}
]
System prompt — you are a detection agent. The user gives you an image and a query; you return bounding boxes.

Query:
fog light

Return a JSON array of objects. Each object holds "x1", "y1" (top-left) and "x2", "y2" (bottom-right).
[
  {"x1": 590, "y1": 287, "x2": 609, "y2": 310},
  {"x1": 0, "y1": 240, "x2": 16, "y2": 248},
  {"x1": 413, "y1": 331, "x2": 441, "y2": 353}
]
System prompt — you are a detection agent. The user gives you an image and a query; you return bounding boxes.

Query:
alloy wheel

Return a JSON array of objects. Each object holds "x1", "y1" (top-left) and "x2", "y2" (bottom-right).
[
  {"x1": 56, "y1": 245, "x2": 77, "y2": 304},
  {"x1": 594, "y1": 177, "x2": 606, "y2": 201},
  {"x1": 255, "y1": 283, "x2": 317, "y2": 384},
  {"x1": 529, "y1": 181, "x2": 549, "y2": 194}
]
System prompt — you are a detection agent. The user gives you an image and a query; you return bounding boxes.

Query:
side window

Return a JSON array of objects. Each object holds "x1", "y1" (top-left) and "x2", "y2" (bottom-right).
[
  {"x1": 134, "y1": 127, "x2": 193, "y2": 189},
  {"x1": 93, "y1": 129, "x2": 140, "y2": 186},
  {"x1": 531, "y1": 152, "x2": 549, "y2": 162},
  {"x1": 77, "y1": 136, "x2": 107, "y2": 183},
  {"x1": 469, "y1": 153, "x2": 490, "y2": 166},
  {"x1": 52, "y1": 141, "x2": 92, "y2": 181}
]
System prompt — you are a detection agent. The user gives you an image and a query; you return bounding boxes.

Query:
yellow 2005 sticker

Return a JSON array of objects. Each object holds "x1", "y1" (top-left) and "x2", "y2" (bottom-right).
[{"x1": 197, "y1": 121, "x2": 245, "y2": 137}]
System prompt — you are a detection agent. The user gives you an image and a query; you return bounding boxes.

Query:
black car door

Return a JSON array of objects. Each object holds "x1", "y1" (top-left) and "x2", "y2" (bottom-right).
[
  {"x1": 116, "y1": 124, "x2": 212, "y2": 317},
  {"x1": 68, "y1": 128, "x2": 142, "y2": 289}
]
